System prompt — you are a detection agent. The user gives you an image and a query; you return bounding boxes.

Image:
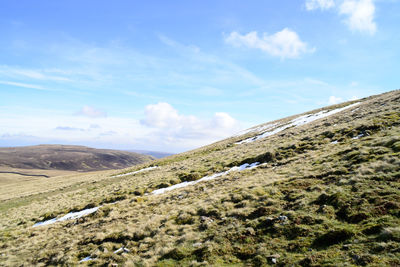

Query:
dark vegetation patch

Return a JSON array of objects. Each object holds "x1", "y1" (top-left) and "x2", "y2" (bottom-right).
[
  {"x1": 312, "y1": 229, "x2": 354, "y2": 248},
  {"x1": 228, "y1": 151, "x2": 275, "y2": 167}
]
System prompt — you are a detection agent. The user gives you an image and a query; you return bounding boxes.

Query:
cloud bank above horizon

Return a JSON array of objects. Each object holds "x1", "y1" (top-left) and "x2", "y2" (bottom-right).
[{"x1": 0, "y1": 103, "x2": 241, "y2": 153}]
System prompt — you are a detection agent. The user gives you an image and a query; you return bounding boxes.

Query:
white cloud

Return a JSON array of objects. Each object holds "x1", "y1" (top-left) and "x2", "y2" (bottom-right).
[
  {"x1": 339, "y1": 0, "x2": 377, "y2": 35},
  {"x1": 305, "y1": 0, "x2": 377, "y2": 35},
  {"x1": 141, "y1": 102, "x2": 182, "y2": 128},
  {"x1": 140, "y1": 102, "x2": 240, "y2": 147},
  {"x1": 328, "y1": 95, "x2": 360, "y2": 105},
  {"x1": 328, "y1": 95, "x2": 344, "y2": 104},
  {"x1": 306, "y1": 0, "x2": 335, "y2": 10},
  {"x1": 0, "y1": 103, "x2": 240, "y2": 152},
  {"x1": 55, "y1": 126, "x2": 85, "y2": 131},
  {"x1": 211, "y1": 112, "x2": 237, "y2": 129},
  {"x1": 76, "y1": 106, "x2": 107, "y2": 118},
  {"x1": 225, "y1": 28, "x2": 315, "y2": 59}
]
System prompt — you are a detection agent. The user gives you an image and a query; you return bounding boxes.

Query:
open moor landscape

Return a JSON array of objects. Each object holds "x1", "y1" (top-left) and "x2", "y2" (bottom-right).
[{"x1": 0, "y1": 90, "x2": 399, "y2": 266}]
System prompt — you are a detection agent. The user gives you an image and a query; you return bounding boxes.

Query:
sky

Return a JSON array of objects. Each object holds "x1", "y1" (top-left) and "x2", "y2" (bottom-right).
[{"x1": 0, "y1": 0, "x2": 399, "y2": 153}]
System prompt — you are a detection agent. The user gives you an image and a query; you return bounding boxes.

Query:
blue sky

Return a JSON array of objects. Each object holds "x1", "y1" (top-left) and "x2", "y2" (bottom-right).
[{"x1": 0, "y1": 0, "x2": 399, "y2": 153}]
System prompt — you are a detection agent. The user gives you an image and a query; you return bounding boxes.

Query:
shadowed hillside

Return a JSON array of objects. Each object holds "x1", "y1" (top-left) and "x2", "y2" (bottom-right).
[
  {"x1": 0, "y1": 145, "x2": 154, "y2": 172},
  {"x1": 0, "y1": 90, "x2": 399, "y2": 266}
]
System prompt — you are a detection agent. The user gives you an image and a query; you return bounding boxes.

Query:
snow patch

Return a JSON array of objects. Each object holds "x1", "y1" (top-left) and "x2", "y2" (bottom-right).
[
  {"x1": 352, "y1": 134, "x2": 364, "y2": 139},
  {"x1": 331, "y1": 140, "x2": 339, "y2": 144},
  {"x1": 33, "y1": 207, "x2": 99, "y2": 227},
  {"x1": 114, "y1": 247, "x2": 130, "y2": 254},
  {"x1": 233, "y1": 123, "x2": 277, "y2": 137},
  {"x1": 151, "y1": 162, "x2": 261, "y2": 195},
  {"x1": 112, "y1": 166, "x2": 158, "y2": 178},
  {"x1": 235, "y1": 123, "x2": 292, "y2": 144},
  {"x1": 79, "y1": 256, "x2": 92, "y2": 263},
  {"x1": 236, "y1": 103, "x2": 360, "y2": 145}
]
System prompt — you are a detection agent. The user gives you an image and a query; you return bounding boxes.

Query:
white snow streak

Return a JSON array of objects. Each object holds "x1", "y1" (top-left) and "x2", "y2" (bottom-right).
[
  {"x1": 151, "y1": 162, "x2": 261, "y2": 195},
  {"x1": 233, "y1": 123, "x2": 277, "y2": 137},
  {"x1": 236, "y1": 103, "x2": 360, "y2": 145},
  {"x1": 352, "y1": 134, "x2": 364, "y2": 139},
  {"x1": 79, "y1": 256, "x2": 92, "y2": 263},
  {"x1": 235, "y1": 123, "x2": 292, "y2": 144},
  {"x1": 111, "y1": 166, "x2": 158, "y2": 178},
  {"x1": 33, "y1": 207, "x2": 99, "y2": 227},
  {"x1": 114, "y1": 247, "x2": 130, "y2": 254}
]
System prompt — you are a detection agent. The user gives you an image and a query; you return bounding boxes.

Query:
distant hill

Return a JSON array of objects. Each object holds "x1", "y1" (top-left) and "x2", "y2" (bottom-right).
[
  {"x1": 127, "y1": 149, "x2": 174, "y2": 159},
  {"x1": 0, "y1": 144, "x2": 154, "y2": 172}
]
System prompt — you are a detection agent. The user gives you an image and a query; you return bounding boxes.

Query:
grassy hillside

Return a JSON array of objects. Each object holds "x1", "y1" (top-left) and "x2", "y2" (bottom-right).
[
  {"x1": 0, "y1": 90, "x2": 399, "y2": 266},
  {"x1": 0, "y1": 144, "x2": 154, "y2": 172}
]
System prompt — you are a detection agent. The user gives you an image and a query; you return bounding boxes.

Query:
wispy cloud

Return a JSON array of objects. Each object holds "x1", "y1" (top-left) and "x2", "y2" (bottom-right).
[
  {"x1": 225, "y1": 28, "x2": 315, "y2": 59},
  {"x1": 55, "y1": 126, "x2": 85, "y2": 131},
  {"x1": 196, "y1": 86, "x2": 224, "y2": 96},
  {"x1": 306, "y1": 0, "x2": 335, "y2": 10},
  {"x1": 76, "y1": 106, "x2": 107, "y2": 118},
  {"x1": 0, "y1": 80, "x2": 48, "y2": 91},
  {"x1": 159, "y1": 35, "x2": 201, "y2": 54},
  {"x1": 0, "y1": 65, "x2": 71, "y2": 82},
  {"x1": 159, "y1": 34, "x2": 268, "y2": 87},
  {"x1": 304, "y1": 78, "x2": 333, "y2": 87},
  {"x1": 1, "y1": 34, "x2": 271, "y2": 102}
]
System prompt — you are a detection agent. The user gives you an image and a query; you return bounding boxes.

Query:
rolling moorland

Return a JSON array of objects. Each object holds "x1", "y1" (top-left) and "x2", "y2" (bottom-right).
[
  {"x1": 0, "y1": 145, "x2": 153, "y2": 205},
  {"x1": 0, "y1": 144, "x2": 154, "y2": 172},
  {"x1": 0, "y1": 90, "x2": 399, "y2": 266}
]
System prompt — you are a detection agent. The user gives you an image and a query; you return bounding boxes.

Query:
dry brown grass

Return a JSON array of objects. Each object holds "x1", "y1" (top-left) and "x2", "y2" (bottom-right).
[{"x1": 0, "y1": 168, "x2": 81, "y2": 197}]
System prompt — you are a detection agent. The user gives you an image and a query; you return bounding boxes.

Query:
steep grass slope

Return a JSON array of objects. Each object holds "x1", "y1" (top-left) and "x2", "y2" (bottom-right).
[
  {"x1": 0, "y1": 90, "x2": 399, "y2": 266},
  {"x1": 0, "y1": 144, "x2": 154, "y2": 172}
]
